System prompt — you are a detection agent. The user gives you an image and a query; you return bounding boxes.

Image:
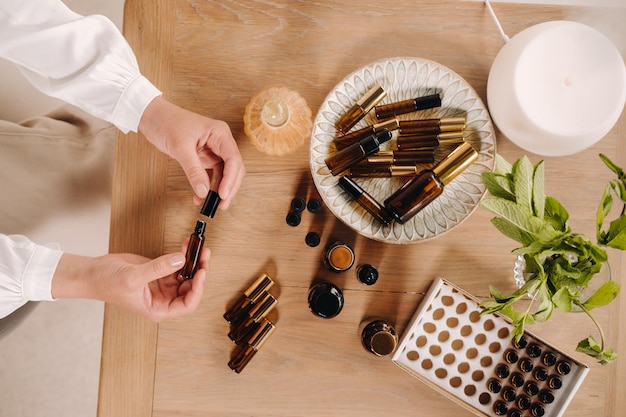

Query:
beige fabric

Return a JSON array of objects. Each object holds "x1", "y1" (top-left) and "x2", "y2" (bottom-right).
[{"x1": 0, "y1": 104, "x2": 115, "y2": 237}]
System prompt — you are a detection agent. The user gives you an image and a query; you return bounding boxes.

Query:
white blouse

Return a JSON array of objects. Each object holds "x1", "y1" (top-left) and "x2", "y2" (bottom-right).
[{"x1": 0, "y1": 0, "x2": 162, "y2": 318}]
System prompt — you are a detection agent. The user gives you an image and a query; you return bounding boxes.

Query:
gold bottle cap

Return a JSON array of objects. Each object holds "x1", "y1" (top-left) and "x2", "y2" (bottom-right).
[
  {"x1": 248, "y1": 293, "x2": 278, "y2": 320},
  {"x1": 432, "y1": 141, "x2": 478, "y2": 185},
  {"x1": 356, "y1": 84, "x2": 387, "y2": 113},
  {"x1": 245, "y1": 273, "x2": 274, "y2": 302},
  {"x1": 389, "y1": 166, "x2": 419, "y2": 176},
  {"x1": 440, "y1": 116, "x2": 467, "y2": 126},
  {"x1": 249, "y1": 319, "x2": 276, "y2": 349},
  {"x1": 373, "y1": 118, "x2": 400, "y2": 132},
  {"x1": 440, "y1": 123, "x2": 466, "y2": 132}
]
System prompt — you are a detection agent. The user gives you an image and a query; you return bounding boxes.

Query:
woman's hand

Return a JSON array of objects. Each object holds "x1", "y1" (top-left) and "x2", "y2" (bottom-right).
[
  {"x1": 51, "y1": 241, "x2": 210, "y2": 322},
  {"x1": 139, "y1": 96, "x2": 245, "y2": 208}
]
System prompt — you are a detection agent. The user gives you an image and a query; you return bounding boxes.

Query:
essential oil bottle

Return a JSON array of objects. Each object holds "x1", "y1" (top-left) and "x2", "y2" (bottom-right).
[
  {"x1": 398, "y1": 116, "x2": 466, "y2": 135},
  {"x1": 228, "y1": 319, "x2": 276, "y2": 373},
  {"x1": 335, "y1": 84, "x2": 387, "y2": 133},
  {"x1": 177, "y1": 220, "x2": 206, "y2": 282},
  {"x1": 365, "y1": 149, "x2": 435, "y2": 165},
  {"x1": 337, "y1": 176, "x2": 393, "y2": 225},
  {"x1": 335, "y1": 119, "x2": 399, "y2": 149},
  {"x1": 325, "y1": 130, "x2": 392, "y2": 176},
  {"x1": 384, "y1": 141, "x2": 478, "y2": 223},
  {"x1": 224, "y1": 273, "x2": 274, "y2": 323},
  {"x1": 374, "y1": 93, "x2": 442, "y2": 120},
  {"x1": 396, "y1": 132, "x2": 464, "y2": 150},
  {"x1": 349, "y1": 164, "x2": 420, "y2": 178}
]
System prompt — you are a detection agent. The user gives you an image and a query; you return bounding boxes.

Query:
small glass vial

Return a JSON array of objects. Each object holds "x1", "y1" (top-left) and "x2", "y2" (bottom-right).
[
  {"x1": 530, "y1": 403, "x2": 545, "y2": 417},
  {"x1": 325, "y1": 130, "x2": 393, "y2": 176},
  {"x1": 228, "y1": 293, "x2": 278, "y2": 344},
  {"x1": 223, "y1": 273, "x2": 274, "y2": 324},
  {"x1": 374, "y1": 93, "x2": 441, "y2": 120},
  {"x1": 495, "y1": 363, "x2": 510, "y2": 379},
  {"x1": 556, "y1": 360, "x2": 571, "y2": 375},
  {"x1": 518, "y1": 358, "x2": 534, "y2": 373},
  {"x1": 384, "y1": 141, "x2": 478, "y2": 224},
  {"x1": 503, "y1": 349, "x2": 519, "y2": 364},
  {"x1": 493, "y1": 400, "x2": 508, "y2": 416},
  {"x1": 335, "y1": 118, "x2": 399, "y2": 149},
  {"x1": 228, "y1": 319, "x2": 276, "y2": 373},
  {"x1": 547, "y1": 375, "x2": 563, "y2": 390},
  {"x1": 177, "y1": 220, "x2": 206, "y2": 282},
  {"x1": 542, "y1": 351, "x2": 557, "y2": 367},
  {"x1": 357, "y1": 264, "x2": 379, "y2": 286},
  {"x1": 398, "y1": 116, "x2": 466, "y2": 136},
  {"x1": 524, "y1": 381, "x2": 539, "y2": 396},
  {"x1": 395, "y1": 132, "x2": 464, "y2": 150},
  {"x1": 516, "y1": 394, "x2": 531, "y2": 410},
  {"x1": 335, "y1": 84, "x2": 387, "y2": 133},
  {"x1": 513, "y1": 335, "x2": 528, "y2": 349},
  {"x1": 533, "y1": 366, "x2": 549, "y2": 382},
  {"x1": 538, "y1": 390, "x2": 555, "y2": 404},
  {"x1": 323, "y1": 241, "x2": 355, "y2": 273},
  {"x1": 526, "y1": 343, "x2": 542, "y2": 358},
  {"x1": 337, "y1": 176, "x2": 393, "y2": 225},
  {"x1": 501, "y1": 386, "x2": 516, "y2": 402},
  {"x1": 510, "y1": 372, "x2": 524, "y2": 388},
  {"x1": 349, "y1": 164, "x2": 419, "y2": 178},
  {"x1": 365, "y1": 149, "x2": 435, "y2": 165},
  {"x1": 487, "y1": 378, "x2": 502, "y2": 393},
  {"x1": 360, "y1": 319, "x2": 398, "y2": 357}
]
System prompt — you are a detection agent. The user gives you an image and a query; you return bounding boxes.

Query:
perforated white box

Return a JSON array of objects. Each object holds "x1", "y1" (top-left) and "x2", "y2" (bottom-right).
[{"x1": 392, "y1": 278, "x2": 589, "y2": 417}]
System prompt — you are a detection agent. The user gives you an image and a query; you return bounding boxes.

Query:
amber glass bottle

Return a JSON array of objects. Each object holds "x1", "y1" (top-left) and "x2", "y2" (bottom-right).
[
  {"x1": 384, "y1": 141, "x2": 478, "y2": 223},
  {"x1": 325, "y1": 130, "x2": 392, "y2": 176},
  {"x1": 177, "y1": 220, "x2": 206, "y2": 282}
]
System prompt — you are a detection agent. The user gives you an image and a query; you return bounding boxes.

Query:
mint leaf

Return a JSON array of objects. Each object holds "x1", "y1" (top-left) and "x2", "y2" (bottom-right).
[
  {"x1": 482, "y1": 172, "x2": 516, "y2": 201},
  {"x1": 544, "y1": 196, "x2": 569, "y2": 232},
  {"x1": 552, "y1": 287, "x2": 574, "y2": 312},
  {"x1": 480, "y1": 198, "x2": 557, "y2": 241},
  {"x1": 494, "y1": 153, "x2": 513, "y2": 175},
  {"x1": 532, "y1": 161, "x2": 546, "y2": 218},
  {"x1": 581, "y1": 280, "x2": 621, "y2": 310},
  {"x1": 514, "y1": 156, "x2": 534, "y2": 212},
  {"x1": 599, "y1": 153, "x2": 626, "y2": 180},
  {"x1": 576, "y1": 336, "x2": 618, "y2": 364},
  {"x1": 603, "y1": 215, "x2": 626, "y2": 249}
]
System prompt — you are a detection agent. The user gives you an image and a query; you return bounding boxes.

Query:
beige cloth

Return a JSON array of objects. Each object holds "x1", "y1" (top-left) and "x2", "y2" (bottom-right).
[
  {"x1": 0, "y1": 104, "x2": 115, "y2": 236},
  {"x1": 0, "y1": 104, "x2": 115, "y2": 333}
]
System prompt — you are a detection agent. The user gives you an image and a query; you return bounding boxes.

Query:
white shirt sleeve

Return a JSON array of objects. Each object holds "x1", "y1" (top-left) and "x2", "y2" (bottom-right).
[
  {"x1": 0, "y1": 235, "x2": 63, "y2": 319},
  {"x1": 0, "y1": 0, "x2": 162, "y2": 133}
]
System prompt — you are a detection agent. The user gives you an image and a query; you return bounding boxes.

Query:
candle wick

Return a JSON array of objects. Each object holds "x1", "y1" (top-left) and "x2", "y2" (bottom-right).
[{"x1": 484, "y1": 0, "x2": 510, "y2": 44}]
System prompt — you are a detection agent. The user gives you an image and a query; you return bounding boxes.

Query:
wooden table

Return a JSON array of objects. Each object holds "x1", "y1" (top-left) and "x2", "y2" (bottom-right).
[{"x1": 98, "y1": 1, "x2": 626, "y2": 416}]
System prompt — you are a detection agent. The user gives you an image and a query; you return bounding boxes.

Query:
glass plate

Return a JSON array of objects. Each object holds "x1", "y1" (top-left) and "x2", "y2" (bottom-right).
[{"x1": 309, "y1": 57, "x2": 496, "y2": 244}]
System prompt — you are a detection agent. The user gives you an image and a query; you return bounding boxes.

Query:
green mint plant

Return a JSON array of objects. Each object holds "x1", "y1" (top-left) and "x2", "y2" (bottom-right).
[{"x1": 479, "y1": 154, "x2": 624, "y2": 364}]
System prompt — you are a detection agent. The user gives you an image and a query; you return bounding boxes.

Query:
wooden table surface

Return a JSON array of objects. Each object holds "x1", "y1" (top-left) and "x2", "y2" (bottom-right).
[{"x1": 98, "y1": 1, "x2": 626, "y2": 416}]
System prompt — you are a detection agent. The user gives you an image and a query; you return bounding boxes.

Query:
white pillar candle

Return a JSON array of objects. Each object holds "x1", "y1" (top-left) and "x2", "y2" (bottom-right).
[{"x1": 487, "y1": 21, "x2": 626, "y2": 157}]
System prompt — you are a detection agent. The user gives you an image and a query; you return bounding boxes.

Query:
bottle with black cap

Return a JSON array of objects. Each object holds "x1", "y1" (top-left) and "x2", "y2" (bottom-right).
[
  {"x1": 374, "y1": 93, "x2": 442, "y2": 120},
  {"x1": 325, "y1": 130, "x2": 393, "y2": 176},
  {"x1": 177, "y1": 220, "x2": 206, "y2": 282},
  {"x1": 337, "y1": 176, "x2": 393, "y2": 225}
]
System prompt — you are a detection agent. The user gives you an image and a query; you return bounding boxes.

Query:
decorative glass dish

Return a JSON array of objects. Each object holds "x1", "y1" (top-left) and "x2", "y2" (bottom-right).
[{"x1": 309, "y1": 57, "x2": 496, "y2": 243}]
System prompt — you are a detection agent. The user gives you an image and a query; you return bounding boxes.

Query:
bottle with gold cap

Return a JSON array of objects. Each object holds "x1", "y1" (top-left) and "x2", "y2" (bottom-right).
[
  {"x1": 228, "y1": 319, "x2": 276, "y2": 373},
  {"x1": 335, "y1": 84, "x2": 387, "y2": 134},
  {"x1": 223, "y1": 273, "x2": 274, "y2": 324},
  {"x1": 383, "y1": 141, "x2": 478, "y2": 223}
]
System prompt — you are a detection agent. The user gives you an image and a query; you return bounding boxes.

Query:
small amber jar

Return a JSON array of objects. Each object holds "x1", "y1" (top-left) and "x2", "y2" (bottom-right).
[
  {"x1": 361, "y1": 319, "x2": 398, "y2": 357},
  {"x1": 323, "y1": 241, "x2": 355, "y2": 272}
]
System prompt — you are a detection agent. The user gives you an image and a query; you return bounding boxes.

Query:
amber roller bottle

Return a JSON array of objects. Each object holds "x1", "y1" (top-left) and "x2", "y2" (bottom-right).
[
  {"x1": 177, "y1": 220, "x2": 206, "y2": 282},
  {"x1": 325, "y1": 130, "x2": 393, "y2": 176}
]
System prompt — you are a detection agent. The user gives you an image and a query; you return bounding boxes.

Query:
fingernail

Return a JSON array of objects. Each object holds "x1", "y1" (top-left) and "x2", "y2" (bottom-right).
[
  {"x1": 170, "y1": 254, "x2": 185, "y2": 267},
  {"x1": 195, "y1": 184, "x2": 209, "y2": 199}
]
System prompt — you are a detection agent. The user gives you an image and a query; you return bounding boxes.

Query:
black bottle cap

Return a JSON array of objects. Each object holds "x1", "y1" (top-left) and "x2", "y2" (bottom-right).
[
  {"x1": 510, "y1": 372, "x2": 524, "y2": 388},
  {"x1": 200, "y1": 190, "x2": 221, "y2": 218},
  {"x1": 291, "y1": 197, "x2": 306, "y2": 212},
  {"x1": 495, "y1": 363, "x2": 510, "y2": 378},
  {"x1": 524, "y1": 381, "x2": 539, "y2": 396},
  {"x1": 487, "y1": 378, "x2": 502, "y2": 394},
  {"x1": 286, "y1": 211, "x2": 301, "y2": 227},
  {"x1": 305, "y1": 231, "x2": 321, "y2": 247},
  {"x1": 357, "y1": 264, "x2": 379, "y2": 285},
  {"x1": 508, "y1": 410, "x2": 522, "y2": 417},
  {"x1": 337, "y1": 176, "x2": 364, "y2": 200},
  {"x1": 307, "y1": 198, "x2": 323, "y2": 213},
  {"x1": 414, "y1": 93, "x2": 442, "y2": 110},
  {"x1": 556, "y1": 360, "x2": 571, "y2": 375},
  {"x1": 493, "y1": 400, "x2": 508, "y2": 416},
  {"x1": 531, "y1": 403, "x2": 545, "y2": 417},
  {"x1": 502, "y1": 386, "x2": 516, "y2": 402},
  {"x1": 308, "y1": 282, "x2": 344, "y2": 318}
]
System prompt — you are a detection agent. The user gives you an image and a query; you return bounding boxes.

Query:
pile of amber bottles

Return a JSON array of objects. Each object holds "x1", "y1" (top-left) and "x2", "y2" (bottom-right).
[{"x1": 325, "y1": 83, "x2": 478, "y2": 224}]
